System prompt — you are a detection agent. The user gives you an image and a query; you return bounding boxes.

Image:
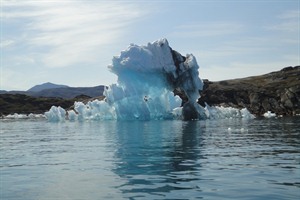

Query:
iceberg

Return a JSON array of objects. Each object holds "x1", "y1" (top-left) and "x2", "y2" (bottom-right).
[
  {"x1": 45, "y1": 39, "x2": 254, "y2": 121},
  {"x1": 104, "y1": 38, "x2": 203, "y2": 120}
]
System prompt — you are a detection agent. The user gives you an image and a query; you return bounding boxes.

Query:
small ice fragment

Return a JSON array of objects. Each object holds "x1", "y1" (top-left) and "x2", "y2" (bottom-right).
[{"x1": 263, "y1": 111, "x2": 276, "y2": 118}]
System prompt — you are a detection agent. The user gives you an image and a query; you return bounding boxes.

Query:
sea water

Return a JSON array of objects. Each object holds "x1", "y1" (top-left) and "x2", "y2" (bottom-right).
[{"x1": 1, "y1": 117, "x2": 299, "y2": 200}]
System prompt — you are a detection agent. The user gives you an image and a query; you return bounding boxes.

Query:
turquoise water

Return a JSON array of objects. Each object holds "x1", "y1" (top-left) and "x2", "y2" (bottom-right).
[{"x1": 1, "y1": 117, "x2": 299, "y2": 199}]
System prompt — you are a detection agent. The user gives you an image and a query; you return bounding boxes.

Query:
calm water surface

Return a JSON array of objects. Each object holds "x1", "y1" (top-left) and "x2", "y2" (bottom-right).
[{"x1": 1, "y1": 117, "x2": 299, "y2": 199}]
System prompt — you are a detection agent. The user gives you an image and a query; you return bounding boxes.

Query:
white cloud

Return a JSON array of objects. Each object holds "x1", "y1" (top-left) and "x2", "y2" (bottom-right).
[
  {"x1": 0, "y1": 68, "x2": 23, "y2": 91},
  {"x1": 0, "y1": 39, "x2": 15, "y2": 48},
  {"x1": 195, "y1": 42, "x2": 269, "y2": 60},
  {"x1": 2, "y1": 0, "x2": 146, "y2": 68},
  {"x1": 268, "y1": 21, "x2": 298, "y2": 33},
  {"x1": 195, "y1": 35, "x2": 299, "y2": 81},
  {"x1": 278, "y1": 10, "x2": 300, "y2": 19},
  {"x1": 171, "y1": 22, "x2": 244, "y2": 38},
  {"x1": 266, "y1": 10, "x2": 299, "y2": 32}
]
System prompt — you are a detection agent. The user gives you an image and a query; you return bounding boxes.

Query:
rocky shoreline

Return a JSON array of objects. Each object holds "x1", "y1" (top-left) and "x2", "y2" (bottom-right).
[
  {"x1": 0, "y1": 94, "x2": 104, "y2": 117},
  {"x1": 198, "y1": 66, "x2": 300, "y2": 116},
  {"x1": 1, "y1": 66, "x2": 299, "y2": 118}
]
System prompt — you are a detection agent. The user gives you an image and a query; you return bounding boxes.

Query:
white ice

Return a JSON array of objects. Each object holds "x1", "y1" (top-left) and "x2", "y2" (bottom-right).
[
  {"x1": 3, "y1": 113, "x2": 45, "y2": 120},
  {"x1": 263, "y1": 111, "x2": 276, "y2": 118},
  {"x1": 204, "y1": 103, "x2": 254, "y2": 119}
]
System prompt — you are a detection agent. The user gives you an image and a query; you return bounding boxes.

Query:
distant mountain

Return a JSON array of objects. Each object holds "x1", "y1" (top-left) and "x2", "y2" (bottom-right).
[
  {"x1": 1, "y1": 82, "x2": 105, "y2": 99},
  {"x1": 27, "y1": 82, "x2": 69, "y2": 92},
  {"x1": 31, "y1": 85, "x2": 105, "y2": 99}
]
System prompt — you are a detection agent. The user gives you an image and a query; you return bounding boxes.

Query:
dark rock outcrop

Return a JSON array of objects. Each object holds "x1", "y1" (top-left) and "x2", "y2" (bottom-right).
[
  {"x1": 198, "y1": 66, "x2": 300, "y2": 116},
  {"x1": 0, "y1": 94, "x2": 75, "y2": 116},
  {"x1": 0, "y1": 94, "x2": 104, "y2": 116}
]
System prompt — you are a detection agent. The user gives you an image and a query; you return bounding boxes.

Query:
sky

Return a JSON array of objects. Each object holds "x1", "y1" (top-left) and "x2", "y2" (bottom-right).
[{"x1": 1, "y1": 0, "x2": 299, "y2": 91}]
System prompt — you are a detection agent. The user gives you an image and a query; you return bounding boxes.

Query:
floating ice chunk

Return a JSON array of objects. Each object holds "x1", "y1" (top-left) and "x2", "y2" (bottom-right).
[
  {"x1": 204, "y1": 103, "x2": 254, "y2": 119},
  {"x1": 263, "y1": 111, "x2": 276, "y2": 118},
  {"x1": 3, "y1": 113, "x2": 45, "y2": 120},
  {"x1": 227, "y1": 127, "x2": 248, "y2": 133},
  {"x1": 240, "y1": 108, "x2": 255, "y2": 119},
  {"x1": 5, "y1": 113, "x2": 27, "y2": 119},
  {"x1": 45, "y1": 106, "x2": 66, "y2": 122},
  {"x1": 28, "y1": 113, "x2": 45, "y2": 119}
]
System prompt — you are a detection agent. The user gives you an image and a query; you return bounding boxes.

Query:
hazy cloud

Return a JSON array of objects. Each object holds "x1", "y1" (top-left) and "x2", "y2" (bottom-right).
[
  {"x1": 266, "y1": 10, "x2": 299, "y2": 32},
  {"x1": 278, "y1": 10, "x2": 300, "y2": 19},
  {"x1": 171, "y1": 22, "x2": 244, "y2": 38},
  {"x1": 0, "y1": 39, "x2": 15, "y2": 48},
  {"x1": 199, "y1": 61, "x2": 295, "y2": 81},
  {"x1": 2, "y1": 0, "x2": 146, "y2": 68}
]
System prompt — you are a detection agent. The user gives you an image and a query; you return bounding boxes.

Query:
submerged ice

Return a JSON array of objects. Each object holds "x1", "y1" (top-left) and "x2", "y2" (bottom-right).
[{"x1": 45, "y1": 39, "x2": 254, "y2": 121}]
